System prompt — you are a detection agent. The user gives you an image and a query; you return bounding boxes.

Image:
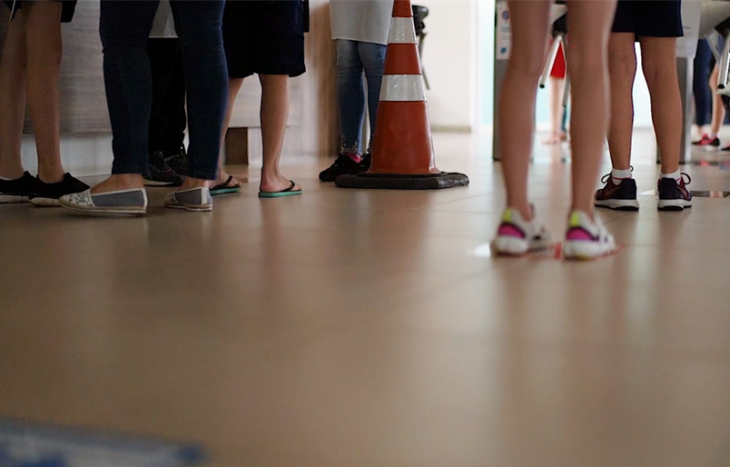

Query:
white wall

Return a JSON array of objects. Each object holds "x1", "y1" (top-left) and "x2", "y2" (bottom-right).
[{"x1": 419, "y1": 0, "x2": 478, "y2": 132}]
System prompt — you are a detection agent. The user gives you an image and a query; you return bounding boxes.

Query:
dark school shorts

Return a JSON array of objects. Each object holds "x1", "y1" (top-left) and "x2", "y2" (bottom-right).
[
  {"x1": 4, "y1": 0, "x2": 77, "y2": 23},
  {"x1": 612, "y1": 0, "x2": 683, "y2": 38},
  {"x1": 223, "y1": 0, "x2": 307, "y2": 79}
]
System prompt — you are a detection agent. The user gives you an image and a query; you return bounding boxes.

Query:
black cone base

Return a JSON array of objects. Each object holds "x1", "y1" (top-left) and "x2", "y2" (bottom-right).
[{"x1": 335, "y1": 172, "x2": 469, "y2": 190}]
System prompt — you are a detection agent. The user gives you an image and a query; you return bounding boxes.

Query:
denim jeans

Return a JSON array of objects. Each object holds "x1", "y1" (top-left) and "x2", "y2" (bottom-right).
[
  {"x1": 336, "y1": 40, "x2": 387, "y2": 155},
  {"x1": 694, "y1": 39, "x2": 712, "y2": 127},
  {"x1": 100, "y1": 0, "x2": 227, "y2": 180}
]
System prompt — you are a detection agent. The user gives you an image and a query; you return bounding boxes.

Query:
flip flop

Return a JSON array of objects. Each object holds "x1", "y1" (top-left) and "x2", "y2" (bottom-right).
[
  {"x1": 210, "y1": 175, "x2": 242, "y2": 196},
  {"x1": 258, "y1": 180, "x2": 302, "y2": 198}
]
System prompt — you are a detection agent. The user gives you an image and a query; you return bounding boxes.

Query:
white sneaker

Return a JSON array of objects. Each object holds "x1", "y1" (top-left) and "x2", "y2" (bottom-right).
[
  {"x1": 492, "y1": 208, "x2": 552, "y2": 256},
  {"x1": 563, "y1": 210, "x2": 617, "y2": 260}
]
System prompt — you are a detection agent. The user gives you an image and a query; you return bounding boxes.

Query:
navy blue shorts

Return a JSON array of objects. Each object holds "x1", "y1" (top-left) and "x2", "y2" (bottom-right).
[
  {"x1": 612, "y1": 0, "x2": 683, "y2": 38},
  {"x1": 4, "y1": 0, "x2": 77, "y2": 23},
  {"x1": 223, "y1": 0, "x2": 306, "y2": 79}
]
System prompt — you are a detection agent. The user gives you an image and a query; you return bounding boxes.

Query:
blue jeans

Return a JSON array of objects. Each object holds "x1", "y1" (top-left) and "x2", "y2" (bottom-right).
[
  {"x1": 336, "y1": 40, "x2": 386, "y2": 155},
  {"x1": 100, "y1": 0, "x2": 227, "y2": 180},
  {"x1": 694, "y1": 39, "x2": 712, "y2": 127}
]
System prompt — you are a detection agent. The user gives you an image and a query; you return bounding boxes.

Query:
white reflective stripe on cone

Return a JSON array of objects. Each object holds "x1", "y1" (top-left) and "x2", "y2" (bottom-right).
[
  {"x1": 380, "y1": 75, "x2": 426, "y2": 102},
  {"x1": 388, "y1": 18, "x2": 418, "y2": 44}
]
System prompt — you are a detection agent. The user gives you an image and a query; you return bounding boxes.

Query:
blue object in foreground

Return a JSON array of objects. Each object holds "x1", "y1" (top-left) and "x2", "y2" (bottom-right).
[{"x1": 0, "y1": 419, "x2": 205, "y2": 467}]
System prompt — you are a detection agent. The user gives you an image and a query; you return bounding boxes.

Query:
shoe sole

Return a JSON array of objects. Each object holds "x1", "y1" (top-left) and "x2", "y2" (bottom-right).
[
  {"x1": 594, "y1": 199, "x2": 639, "y2": 211},
  {"x1": 492, "y1": 236, "x2": 551, "y2": 256},
  {"x1": 563, "y1": 241, "x2": 616, "y2": 261},
  {"x1": 0, "y1": 195, "x2": 29, "y2": 204},
  {"x1": 59, "y1": 199, "x2": 146, "y2": 217},
  {"x1": 658, "y1": 199, "x2": 692, "y2": 211},
  {"x1": 165, "y1": 203, "x2": 212, "y2": 212},
  {"x1": 29, "y1": 197, "x2": 61, "y2": 207}
]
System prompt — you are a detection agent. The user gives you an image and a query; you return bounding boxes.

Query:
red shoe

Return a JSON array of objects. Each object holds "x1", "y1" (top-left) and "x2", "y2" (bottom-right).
[{"x1": 692, "y1": 134, "x2": 720, "y2": 147}]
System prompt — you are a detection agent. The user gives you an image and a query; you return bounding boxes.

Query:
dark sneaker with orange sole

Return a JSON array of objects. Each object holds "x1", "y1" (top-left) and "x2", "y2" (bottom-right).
[
  {"x1": 594, "y1": 174, "x2": 640, "y2": 211},
  {"x1": 657, "y1": 173, "x2": 692, "y2": 211}
]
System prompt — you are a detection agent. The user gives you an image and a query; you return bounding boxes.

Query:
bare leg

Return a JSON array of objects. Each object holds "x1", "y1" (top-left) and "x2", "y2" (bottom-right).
[
  {"x1": 606, "y1": 33, "x2": 637, "y2": 171},
  {"x1": 499, "y1": 0, "x2": 552, "y2": 221},
  {"x1": 565, "y1": 0, "x2": 618, "y2": 215},
  {"x1": 0, "y1": 12, "x2": 28, "y2": 180},
  {"x1": 709, "y1": 64, "x2": 725, "y2": 137},
  {"x1": 640, "y1": 36, "x2": 682, "y2": 175},
  {"x1": 258, "y1": 74, "x2": 299, "y2": 193},
  {"x1": 213, "y1": 77, "x2": 244, "y2": 188},
  {"x1": 543, "y1": 77, "x2": 565, "y2": 144},
  {"x1": 24, "y1": 2, "x2": 65, "y2": 183}
]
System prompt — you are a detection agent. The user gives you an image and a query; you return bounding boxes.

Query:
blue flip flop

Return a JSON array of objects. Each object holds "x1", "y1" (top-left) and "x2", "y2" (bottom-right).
[{"x1": 259, "y1": 180, "x2": 302, "y2": 198}]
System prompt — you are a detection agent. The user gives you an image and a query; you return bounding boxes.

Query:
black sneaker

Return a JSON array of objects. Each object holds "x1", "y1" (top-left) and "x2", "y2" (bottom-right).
[
  {"x1": 319, "y1": 153, "x2": 366, "y2": 182},
  {"x1": 360, "y1": 152, "x2": 372, "y2": 172},
  {"x1": 165, "y1": 145, "x2": 188, "y2": 177},
  {"x1": 29, "y1": 173, "x2": 90, "y2": 207},
  {"x1": 657, "y1": 173, "x2": 692, "y2": 211},
  {"x1": 144, "y1": 151, "x2": 184, "y2": 187},
  {"x1": 0, "y1": 171, "x2": 37, "y2": 204},
  {"x1": 594, "y1": 174, "x2": 640, "y2": 210}
]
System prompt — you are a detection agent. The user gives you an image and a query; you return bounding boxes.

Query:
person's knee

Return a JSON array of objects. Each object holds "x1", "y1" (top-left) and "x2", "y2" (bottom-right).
[
  {"x1": 641, "y1": 56, "x2": 676, "y2": 89},
  {"x1": 508, "y1": 48, "x2": 547, "y2": 78}
]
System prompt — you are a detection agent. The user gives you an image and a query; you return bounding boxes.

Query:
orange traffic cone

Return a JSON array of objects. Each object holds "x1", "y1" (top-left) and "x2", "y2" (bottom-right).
[{"x1": 335, "y1": 0, "x2": 469, "y2": 190}]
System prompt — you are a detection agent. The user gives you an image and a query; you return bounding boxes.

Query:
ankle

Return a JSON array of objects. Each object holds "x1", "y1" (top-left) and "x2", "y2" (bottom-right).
[
  {"x1": 0, "y1": 168, "x2": 25, "y2": 180},
  {"x1": 506, "y1": 204, "x2": 532, "y2": 222},
  {"x1": 569, "y1": 206, "x2": 594, "y2": 222},
  {"x1": 180, "y1": 177, "x2": 209, "y2": 190}
]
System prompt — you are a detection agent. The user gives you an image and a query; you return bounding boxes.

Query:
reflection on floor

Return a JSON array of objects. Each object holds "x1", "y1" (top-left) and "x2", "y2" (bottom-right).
[{"x1": 2, "y1": 129, "x2": 730, "y2": 467}]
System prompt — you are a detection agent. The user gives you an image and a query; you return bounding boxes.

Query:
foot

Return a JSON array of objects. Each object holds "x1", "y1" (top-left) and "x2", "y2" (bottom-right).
[
  {"x1": 318, "y1": 153, "x2": 367, "y2": 182},
  {"x1": 144, "y1": 151, "x2": 184, "y2": 187},
  {"x1": 30, "y1": 173, "x2": 90, "y2": 207},
  {"x1": 211, "y1": 170, "x2": 242, "y2": 192},
  {"x1": 692, "y1": 133, "x2": 720, "y2": 148},
  {"x1": 657, "y1": 173, "x2": 692, "y2": 211},
  {"x1": 91, "y1": 174, "x2": 145, "y2": 195},
  {"x1": 563, "y1": 210, "x2": 617, "y2": 261},
  {"x1": 210, "y1": 174, "x2": 243, "y2": 196},
  {"x1": 165, "y1": 186, "x2": 213, "y2": 212},
  {"x1": 492, "y1": 207, "x2": 552, "y2": 256},
  {"x1": 594, "y1": 173, "x2": 639, "y2": 211},
  {"x1": 260, "y1": 173, "x2": 301, "y2": 194}
]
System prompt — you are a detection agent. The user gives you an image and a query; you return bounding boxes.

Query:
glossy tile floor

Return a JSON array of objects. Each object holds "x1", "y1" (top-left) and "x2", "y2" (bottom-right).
[{"x1": 2, "y1": 130, "x2": 730, "y2": 466}]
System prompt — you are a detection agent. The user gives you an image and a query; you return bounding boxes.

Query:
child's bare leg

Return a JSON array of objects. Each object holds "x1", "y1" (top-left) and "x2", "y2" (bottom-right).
[
  {"x1": 640, "y1": 36, "x2": 682, "y2": 175},
  {"x1": 606, "y1": 33, "x2": 637, "y2": 172},
  {"x1": 259, "y1": 74, "x2": 299, "y2": 193},
  {"x1": 25, "y1": 2, "x2": 65, "y2": 183},
  {"x1": 0, "y1": 13, "x2": 28, "y2": 179},
  {"x1": 565, "y1": 0, "x2": 618, "y2": 215},
  {"x1": 709, "y1": 64, "x2": 725, "y2": 138},
  {"x1": 500, "y1": 0, "x2": 552, "y2": 220},
  {"x1": 214, "y1": 77, "x2": 244, "y2": 187}
]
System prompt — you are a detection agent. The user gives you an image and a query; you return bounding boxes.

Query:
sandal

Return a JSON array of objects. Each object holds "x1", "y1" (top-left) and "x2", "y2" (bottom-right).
[
  {"x1": 210, "y1": 175, "x2": 242, "y2": 196},
  {"x1": 258, "y1": 180, "x2": 302, "y2": 198}
]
